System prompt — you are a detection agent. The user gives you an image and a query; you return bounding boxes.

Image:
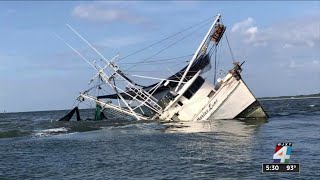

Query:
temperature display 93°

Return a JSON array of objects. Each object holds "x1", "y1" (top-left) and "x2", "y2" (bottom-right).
[{"x1": 262, "y1": 163, "x2": 300, "y2": 173}]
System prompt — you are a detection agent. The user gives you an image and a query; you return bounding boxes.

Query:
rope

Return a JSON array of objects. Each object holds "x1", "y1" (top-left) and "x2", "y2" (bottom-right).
[
  {"x1": 217, "y1": 36, "x2": 223, "y2": 73},
  {"x1": 214, "y1": 47, "x2": 217, "y2": 85},
  {"x1": 100, "y1": 87, "x2": 112, "y2": 95},
  {"x1": 124, "y1": 21, "x2": 211, "y2": 71},
  {"x1": 82, "y1": 101, "x2": 95, "y2": 109},
  {"x1": 84, "y1": 82, "x2": 105, "y2": 93},
  {"x1": 70, "y1": 98, "x2": 77, "y2": 109},
  {"x1": 126, "y1": 70, "x2": 179, "y2": 72},
  {"x1": 225, "y1": 33, "x2": 235, "y2": 63},
  {"x1": 119, "y1": 54, "x2": 193, "y2": 65},
  {"x1": 117, "y1": 17, "x2": 213, "y2": 62},
  {"x1": 125, "y1": 61, "x2": 186, "y2": 66}
]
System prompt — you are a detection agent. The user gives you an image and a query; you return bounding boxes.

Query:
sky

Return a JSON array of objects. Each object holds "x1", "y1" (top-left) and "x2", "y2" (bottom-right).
[{"x1": 0, "y1": 1, "x2": 319, "y2": 112}]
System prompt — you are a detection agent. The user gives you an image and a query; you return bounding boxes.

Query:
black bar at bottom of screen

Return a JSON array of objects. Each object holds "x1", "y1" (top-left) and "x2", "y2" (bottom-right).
[{"x1": 262, "y1": 163, "x2": 300, "y2": 173}]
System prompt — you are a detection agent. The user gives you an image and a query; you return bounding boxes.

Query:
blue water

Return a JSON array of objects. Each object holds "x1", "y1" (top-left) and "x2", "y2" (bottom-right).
[{"x1": 0, "y1": 99, "x2": 319, "y2": 179}]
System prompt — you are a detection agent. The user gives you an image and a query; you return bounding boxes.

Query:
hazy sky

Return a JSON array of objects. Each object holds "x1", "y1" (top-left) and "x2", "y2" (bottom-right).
[{"x1": 0, "y1": 1, "x2": 319, "y2": 112}]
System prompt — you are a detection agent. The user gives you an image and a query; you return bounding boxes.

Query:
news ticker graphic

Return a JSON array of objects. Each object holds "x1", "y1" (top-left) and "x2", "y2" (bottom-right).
[{"x1": 262, "y1": 143, "x2": 300, "y2": 173}]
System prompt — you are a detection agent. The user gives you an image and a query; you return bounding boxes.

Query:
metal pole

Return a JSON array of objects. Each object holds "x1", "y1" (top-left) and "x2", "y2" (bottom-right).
[{"x1": 175, "y1": 14, "x2": 221, "y2": 92}]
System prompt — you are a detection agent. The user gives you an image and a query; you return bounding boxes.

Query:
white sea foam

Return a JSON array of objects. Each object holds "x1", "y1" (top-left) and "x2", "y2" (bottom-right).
[
  {"x1": 34, "y1": 127, "x2": 70, "y2": 137},
  {"x1": 41, "y1": 127, "x2": 69, "y2": 133}
]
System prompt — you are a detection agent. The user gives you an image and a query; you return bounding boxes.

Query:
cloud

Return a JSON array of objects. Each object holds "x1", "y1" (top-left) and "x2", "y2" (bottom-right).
[
  {"x1": 231, "y1": 14, "x2": 320, "y2": 49},
  {"x1": 246, "y1": 26, "x2": 258, "y2": 35},
  {"x1": 283, "y1": 43, "x2": 294, "y2": 49},
  {"x1": 231, "y1": 17, "x2": 260, "y2": 45},
  {"x1": 72, "y1": 2, "x2": 147, "y2": 24},
  {"x1": 7, "y1": 9, "x2": 16, "y2": 14},
  {"x1": 231, "y1": 17, "x2": 254, "y2": 32},
  {"x1": 313, "y1": 60, "x2": 320, "y2": 64},
  {"x1": 245, "y1": 26, "x2": 258, "y2": 41},
  {"x1": 286, "y1": 58, "x2": 320, "y2": 74},
  {"x1": 226, "y1": 14, "x2": 320, "y2": 96}
]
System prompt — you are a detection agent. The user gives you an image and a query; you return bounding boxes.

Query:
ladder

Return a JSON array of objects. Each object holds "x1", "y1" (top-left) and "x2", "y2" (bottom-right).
[{"x1": 126, "y1": 85, "x2": 163, "y2": 113}]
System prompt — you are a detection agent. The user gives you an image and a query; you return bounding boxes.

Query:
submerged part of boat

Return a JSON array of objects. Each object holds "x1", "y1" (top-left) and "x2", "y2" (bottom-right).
[
  {"x1": 58, "y1": 105, "x2": 108, "y2": 121},
  {"x1": 58, "y1": 107, "x2": 81, "y2": 121},
  {"x1": 57, "y1": 14, "x2": 268, "y2": 121}
]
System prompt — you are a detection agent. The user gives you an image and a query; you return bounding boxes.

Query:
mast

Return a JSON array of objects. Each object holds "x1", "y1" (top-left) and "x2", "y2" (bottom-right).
[{"x1": 175, "y1": 14, "x2": 222, "y2": 92}]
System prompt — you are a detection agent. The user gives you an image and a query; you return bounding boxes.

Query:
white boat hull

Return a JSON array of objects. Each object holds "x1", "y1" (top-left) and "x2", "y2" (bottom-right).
[
  {"x1": 196, "y1": 77, "x2": 267, "y2": 120},
  {"x1": 159, "y1": 71, "x2": 268, "y2": 121}
]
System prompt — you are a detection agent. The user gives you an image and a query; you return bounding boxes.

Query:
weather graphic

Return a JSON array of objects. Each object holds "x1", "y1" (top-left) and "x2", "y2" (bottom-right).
[{"x1": 273, "y1": 143, "x2": 292, "y2": 163}]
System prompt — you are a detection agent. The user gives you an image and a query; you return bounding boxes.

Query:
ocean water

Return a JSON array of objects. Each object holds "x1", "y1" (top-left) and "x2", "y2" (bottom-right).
[{"x1": 0, "y1": 98, "x2": 319, "y2": 179}]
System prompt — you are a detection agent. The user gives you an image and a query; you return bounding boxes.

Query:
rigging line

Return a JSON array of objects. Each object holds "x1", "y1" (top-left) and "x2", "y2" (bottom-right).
[
  {"x1": 97, "y1": 84, "x2": 112, "y2": 95},
  {"x1": 100, "y1": 87, "x2": 112, "y2": 95},
  {"x1": 208, "y1": 44, "x2": 218, "y2": 58},
  {"x1": 217, "y1": 35, "x2": 223, "y2": 73},
  {"x1": 93, "y1": 84, "x2": 97, "y2": 97},
  {"x1": 213, "y1": 46, "x2": 217, "y2": 85},
  {"x1": 123, "y1": 61, "x2": 186, "y2": 66},
  {"x1": 225, "y1": 33, "x2": 236, "y2": 63},
  {"x1": 97, "y1": 76, "x2": 101, "y2": 96},
  {"x1": 80, "y1": 100, "x2": 94, "y2": 109},
  {"x1": 94, "y1": 77, "x2": 100, "y2": 97},
  {"x1": 88, "y1": 95, "x2": 94, "y2": 108},
  {"x1": 126, "y1": 70, "x2": 175, "y2": 72},
  {"x1": 117, "y1": 17, "x2": 213, "y2": 62},
  {"x1": 70, "y1": 98, "x2": 77, "y2": 109},
  {"x1": 85, "y1": 82, "x2": 105, "y2": 93},
  {"x1": 124, "y1": 21, "x2": 211, "y2": 71},
  {"x1": 119, "y1": 54, "x2": 193, "y2": 64},
  {"x1": 167, "y1": 67, "x2": 182, "y2": 81},
  {"x1": 122, "y1": 61, "x2": 187, "y2": 66}
]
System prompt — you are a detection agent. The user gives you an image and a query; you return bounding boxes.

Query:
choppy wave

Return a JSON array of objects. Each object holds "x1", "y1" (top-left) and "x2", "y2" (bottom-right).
[
  {"x1": 0, "y1": 117, "x2": 153, "y2": 139},
  {"x1": 33, "y1": 127, "x2": 70, "y2": 137},
  {"x1": 1, "y1": 99, "x2": 320, "y2": 180},
  {"x1": 260, "y1": 98, "x2": 320, "y2": 118},
  {"x1": 0, "y1": 98, "x2": 319, "y2": 139},
  {"x1": 0, "y1": 130, "x2": 31, "y2": 138}
]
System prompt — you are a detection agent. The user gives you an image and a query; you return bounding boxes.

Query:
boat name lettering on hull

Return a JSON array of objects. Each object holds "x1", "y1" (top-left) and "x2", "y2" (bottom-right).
[{"x1": 196, "y1": 99, "x2": 218, "y2": 121}]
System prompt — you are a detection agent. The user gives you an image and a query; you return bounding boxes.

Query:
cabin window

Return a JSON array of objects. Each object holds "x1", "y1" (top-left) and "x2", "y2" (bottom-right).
[
  {"x1": 183, "y1": 76, "x2": 205, "y2": 99},
  {"x1": 207, "y1": 90, "x2": 215, "y2": 98},
  {"x1": 183, "y1": 90, "x2": 193, "y2": 99},
  {"x1": 177, "y1": 101, "x2": 183, "y2": 106}
]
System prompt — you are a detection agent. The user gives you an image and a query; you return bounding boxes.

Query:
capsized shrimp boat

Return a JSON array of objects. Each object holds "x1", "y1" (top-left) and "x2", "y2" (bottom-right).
[{"x1": 58, "y1": 14, "x2": 268, "y2": 122}]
